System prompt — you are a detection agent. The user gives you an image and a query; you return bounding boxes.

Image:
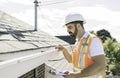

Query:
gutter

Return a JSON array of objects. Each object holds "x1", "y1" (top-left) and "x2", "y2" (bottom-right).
[{"x1": 0, "y1": 49, "x2": 57, "y2": 69}]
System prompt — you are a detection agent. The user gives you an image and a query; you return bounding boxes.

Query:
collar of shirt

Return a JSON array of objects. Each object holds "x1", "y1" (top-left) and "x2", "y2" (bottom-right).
[{"x1": 75, "y1": 32, "x2": 90, "y2": 45}]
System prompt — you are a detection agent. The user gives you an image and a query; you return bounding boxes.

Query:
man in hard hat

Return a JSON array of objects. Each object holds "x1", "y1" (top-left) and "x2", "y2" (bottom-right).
[{"x1": 56, "y1": 13, "x2": 106, "y2": 78}]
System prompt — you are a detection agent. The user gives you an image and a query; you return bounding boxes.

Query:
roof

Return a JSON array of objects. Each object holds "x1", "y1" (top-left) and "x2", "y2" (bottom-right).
[
  {"x1": 0, "y1": 11, "x2": 72, "y2": 78},
  {"x1": 0, "y1": 10, "x2": 68, "y2": 54}
]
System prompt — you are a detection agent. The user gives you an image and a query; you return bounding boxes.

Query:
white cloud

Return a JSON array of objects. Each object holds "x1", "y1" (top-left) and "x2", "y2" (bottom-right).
[
  {"x1": 0, "y1": 0, "x2": 8, "y2": 3},
  {"x1": 12, "y1": 9, "x2": 34, "y2": 25},
  {"x1": 10, "y1": 0, "x2": 32, "y2": 5},
  {"x1": 0, "y1": 0, "x2": 32, "y2": 6},
  {"x1": 0, "y1": 0, "x2": 8, "y2": 6}
]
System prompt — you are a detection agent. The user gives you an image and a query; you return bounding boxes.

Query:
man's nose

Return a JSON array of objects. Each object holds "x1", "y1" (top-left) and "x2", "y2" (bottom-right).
[
  {"x1": 67, "y1": 30, "x2": 69, "y2": 33},
  {"x1": 67, "y1": 29, "x2": 70, "y2": 33}
]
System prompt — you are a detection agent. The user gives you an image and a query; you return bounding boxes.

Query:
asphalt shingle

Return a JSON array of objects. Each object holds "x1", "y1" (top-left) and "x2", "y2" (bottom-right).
[{"x1": 0, "y1": 10, "x2": 69, "y2": 54}]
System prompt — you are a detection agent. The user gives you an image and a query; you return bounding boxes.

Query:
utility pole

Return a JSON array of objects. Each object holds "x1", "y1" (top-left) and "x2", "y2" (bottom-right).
[{"x1": 34, "y1": 0, "x2": 39, "y2": 31}]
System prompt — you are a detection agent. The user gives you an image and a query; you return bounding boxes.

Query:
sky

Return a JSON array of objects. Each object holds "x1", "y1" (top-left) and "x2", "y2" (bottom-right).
[{"x1": 0, "y1": 0, "x2": 120, "y2": 42}]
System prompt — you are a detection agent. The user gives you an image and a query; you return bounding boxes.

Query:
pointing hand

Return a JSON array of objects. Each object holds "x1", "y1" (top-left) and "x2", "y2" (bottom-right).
[{"x1": 55, "y1": 45, "x2": 67, "y2": 52}]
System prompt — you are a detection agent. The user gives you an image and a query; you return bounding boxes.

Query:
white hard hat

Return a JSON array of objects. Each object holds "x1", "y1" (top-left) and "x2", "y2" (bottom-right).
[{"x1": 65, "y1": 13, "x2": 86, "y2": 25}]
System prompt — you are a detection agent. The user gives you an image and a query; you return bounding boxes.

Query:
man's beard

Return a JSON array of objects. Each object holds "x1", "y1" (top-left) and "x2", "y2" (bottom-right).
[
  {"x1": 69, "y1": 31, "x2": 77, "y2": 39},
  {"x1": 69, "y1": 25, "x2": 78, "y2": 39}
]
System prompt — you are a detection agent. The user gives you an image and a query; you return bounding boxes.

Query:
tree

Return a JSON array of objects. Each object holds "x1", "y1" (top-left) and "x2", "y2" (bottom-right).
[
  {"x1": 103, "y1": 38, "x2": 120, "y2": 75},
  {"x1": 96, "y1": 29, "x2": 112, "y2": 42}
]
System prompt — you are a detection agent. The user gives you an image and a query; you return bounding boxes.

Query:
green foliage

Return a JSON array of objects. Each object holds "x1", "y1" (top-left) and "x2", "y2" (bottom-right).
[
  {"x1": 89, "y1": 31, "x2": 96, "y2": 35},
  {"x1": 103, "y1": 38, "x2": 120, "y2": 75},
  {"x1": 97, "y1": 29, "x2": 112, "y2": 43}
]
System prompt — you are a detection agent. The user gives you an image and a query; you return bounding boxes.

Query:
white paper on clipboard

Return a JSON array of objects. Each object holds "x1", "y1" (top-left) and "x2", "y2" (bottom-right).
[{"x1": 49, "y1": 70, "x2": 69, "y2": 76}]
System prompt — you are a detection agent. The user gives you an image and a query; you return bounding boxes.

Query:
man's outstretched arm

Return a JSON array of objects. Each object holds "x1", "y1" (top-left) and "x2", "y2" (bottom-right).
[{"x1": 55, "y1": 45, "x2": 72, "y2": 63}]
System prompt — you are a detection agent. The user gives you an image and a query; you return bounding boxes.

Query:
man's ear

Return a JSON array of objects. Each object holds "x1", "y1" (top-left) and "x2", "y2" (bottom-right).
[{"x1": 77, "y1": 23, "x2": 81, "y2": 28}]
